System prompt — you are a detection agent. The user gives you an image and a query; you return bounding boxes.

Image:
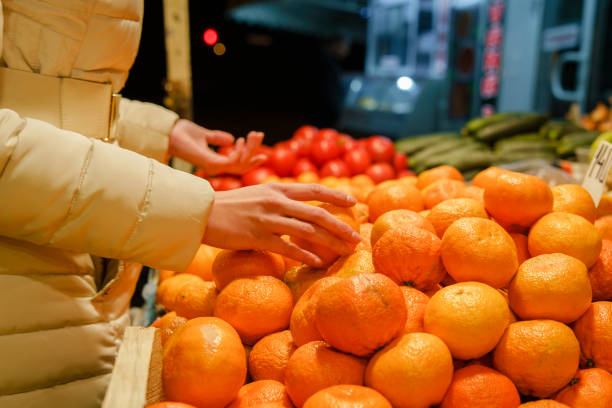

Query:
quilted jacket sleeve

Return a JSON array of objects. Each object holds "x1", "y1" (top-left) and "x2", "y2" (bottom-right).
[
  {"x1": 115, "y1": 98, "x2": 178, "y2": 163},
  {"x1": 0, "y1": 108, "x2": 214, "y2": 272}
]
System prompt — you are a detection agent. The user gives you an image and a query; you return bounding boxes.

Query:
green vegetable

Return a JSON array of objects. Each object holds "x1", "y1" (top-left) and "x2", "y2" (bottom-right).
[
  {"x1": 556, "y1": 131, "x2": 600, "y2": 156},
  {"x1": 394, "y1": 132, "x2": 460, "y2": 155},
  {"x1": 474, "y1": 114, "x2": 549, "y2": 142}
]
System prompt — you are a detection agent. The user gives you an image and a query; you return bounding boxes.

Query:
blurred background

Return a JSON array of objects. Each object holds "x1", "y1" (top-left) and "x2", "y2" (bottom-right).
[{"x1": 123, "y1": 0, "x2": 612, "y2": 145}]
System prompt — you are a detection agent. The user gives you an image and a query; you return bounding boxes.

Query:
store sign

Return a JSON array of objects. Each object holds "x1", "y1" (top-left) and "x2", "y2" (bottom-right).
[
  {"x1": 542, "y1": 24, "x2": 580, "y2": 53},
  {"x1": 583, "y1": 141, "x2": 612, "y2": 205}
]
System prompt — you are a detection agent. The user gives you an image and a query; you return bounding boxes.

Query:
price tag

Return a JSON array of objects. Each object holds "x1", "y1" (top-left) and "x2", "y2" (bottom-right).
[{"x1": 582, "y1": 141, "x2": 612, "y2": 206}]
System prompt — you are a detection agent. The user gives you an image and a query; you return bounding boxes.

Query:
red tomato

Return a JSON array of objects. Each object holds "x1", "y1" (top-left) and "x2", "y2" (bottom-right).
[
  {"x1": 218, "y1": 145, "x2": 235, "y2": 156},
  {"x1": 338, "y1": 133, "x2": 357, "y2": 154},
  {"x1": 208, "y1": 177, "x2": 223, "y2": 190},
  {"x1": 310, "y1": 137, "x2": 342, "y2": 166},
  {"x1": 393, "y1": 152, "x2": 408, "y2": 172},
  {"x1": 194, "y1": 168, "x2": 206, "y2": 178},
  {"x1": 396, "y1": 169, "x2": 416, "y2": 179},
  {"x1": 292, "y1": 158, "x2": 318, "y2": 177},
  {"x1": 293, "y1": 125, "x2": 318, "y2": 142},
  {"x1": 269, "y1": 145, "x2": 297, "y2": 176},
  {"x1": 356, "y1": 138, "x2": 369, "y2": 149},
  {"x1": 241, "y1": 166, "x2": 277, "y2": 186},
  {"x1": 257, "y1": 145, "x2": 273, "y2": 163},
  {"x1": 286, "y1": 137, "x2": 311, "y2": 158},
  {"x1": 320, "y1": 159, "x2": 351, "y2": 178},
  {"x1": 217, "y1": 177, "x2": 242, "y2": 190},
  {"x1": 365, "y1": 162, "x2": 395, "y2": 184},
  {"x1": 316, "y1": 128, "x2": 339, "y2": 141},
  {"x1": 343, "y1": 148, "x2": 372, "y2": 175},
  {"x1": 367, "y1": 135, "x2": 395, "y2": 163}
]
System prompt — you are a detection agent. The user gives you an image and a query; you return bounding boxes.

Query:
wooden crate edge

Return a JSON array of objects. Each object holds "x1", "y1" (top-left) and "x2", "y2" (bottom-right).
[{"x1": 102, "y1": 326, "x2": 163, "y2": 408}]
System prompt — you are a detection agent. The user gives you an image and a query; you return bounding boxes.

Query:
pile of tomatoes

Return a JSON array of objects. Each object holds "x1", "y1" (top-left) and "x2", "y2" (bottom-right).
[{"x1": 200, "y1": 126, "x2": 412, "y2": 191}]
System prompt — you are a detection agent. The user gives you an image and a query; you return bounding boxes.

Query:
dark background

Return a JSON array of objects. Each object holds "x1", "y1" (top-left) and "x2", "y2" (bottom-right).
[{"x1": 122, "y1": 1, "x2": 366, "y2": 145}]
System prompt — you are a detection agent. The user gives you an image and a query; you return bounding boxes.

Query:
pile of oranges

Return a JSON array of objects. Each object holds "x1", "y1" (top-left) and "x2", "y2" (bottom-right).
[{"x1": 149, "y1": 165, "x2": 612, "y2": 408}]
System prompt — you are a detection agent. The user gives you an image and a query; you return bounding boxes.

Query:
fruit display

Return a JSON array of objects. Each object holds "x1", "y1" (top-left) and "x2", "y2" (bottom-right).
[
  {"x1": 395, "y1": 112, "x2": 603, "y2": 176},
  {"x1": 148, "y1": 164, "x2": 612, "y2": 408},
  {"x1": 197, "y1": 125, "x2": 413, "y2": 191}
]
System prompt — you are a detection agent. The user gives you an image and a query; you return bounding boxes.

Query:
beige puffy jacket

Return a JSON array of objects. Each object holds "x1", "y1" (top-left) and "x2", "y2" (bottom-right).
[{"x1": 0, "y1": 1, "x2": 214, "y2": 407}]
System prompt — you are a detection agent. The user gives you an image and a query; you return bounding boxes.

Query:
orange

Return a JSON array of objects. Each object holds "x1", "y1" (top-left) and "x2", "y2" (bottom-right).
[
  {"x1": 518, "y1": 401, "x2": 570, "y2": 407},
  {"x1": 552, "y1": 184, "x2": 597, "y2": 223},
  {"x1": 439, "y1": 364, "x2": 520, "y2": 408},
  {"x1": 157, "y1": 274, "x2": 216, "y2": 319},
  {"x1": 156, "y1": 273, "x2": 202, "y2": 308},
  {"x1": 355, "y1": 223, "x2": 373, "y2": 252},
  {"x1": 285, "y1": 341, "x2": 367, "y2": 407},
  {"x1": 290, "y1": 276, "x2": 343, "y2": 346},
  {"x1": 283, "y1": 264, "x2": 328, "y2": 301},
  {"x1": 594, "y1": 215, "x2": 612, "y2": 240},
  {"x1": 297, "y1": 171, "x2": 319, "y2": 184},
  {"x1": 426, "y1": 198, "x2": 488, "y2": 237},
  {"x1": 484, "y1": 170, "x2": 553, "y2": 228},
  {"x1": 421, "y1": 179, "x2": 466, "y2": 209},
  {"x1": 370, "y1": 209, "x2": 436, "y2": 247},
  {"x1": 472, "y1": 167, "x2": 508, "y2": 189},
  {"x1": 166, "y1": 278, "x2": 217, "y2": 320},
  {"x1": 528, "y1": 212, "x2": 602, "y2": 268},
  {"x1": 400, "y1": 286, "x2": 429, "y2": 333},
  {"x1": 248, "y1": 330, "x2": 296, "y2": 383},
  {"x1": 327, "y1": 250, "x2": 375, "y2": 278},
  {"x1": 146, "y1": 403, "x2": 197, "y2": 408},
  {"x1": 163, "y1": 317, "x2": 246, "y2": 408},
  {"x1": 315, "y1": 273, "x2": 407, "y2": 356},
  {"x1": 493, "y1": 320, "x2": 580, "y2": 397},
  {"x1": 351, "y1": 174, "x2": 375, "y2": 189},
  {"x1": 211, "y1": 249, "x2": 285, "y2": 290},
  {"x1": 214, "y1": 276, "x2": 294, "y2": 345},
  {"x1": 151, "y1": 311, "x2": 188, "y2": 346},
  {"x1": 441, "y1": 217, "x2": 518, "y2": 288},
  {"x1": 159, "y1": 269, "x2": 176, "y2": 283},
  {"x1": 508, "y1": 253, "x2": 592, "y2": 323},
  {"x1": 597, "y1": 195, "x2": 612, "y2": 217},
  {"x1": 184, "y1": 244, "x2": 221, "y2": 281},
  {"x1": 365, "y1": 332, "x2": 453, "y2": 408},
  {"x1": 424, "y1": 282, "x2": 510, "y2": 359},
  {"x1": 417, "y1": 165, "x2": 464, "y2": 190},
  {"x1": 303, "y1": 385, "x2": 392, "y2": 408},
  {"x1": 588, "y1": 239, "x2": 612, "y2": 300},
  {"x1": 372, "y1": 225, "x2": 444, "y2": 290},
  {"x1": 510, "y1": 233, "x2": 530, "y2": 265},
  {"x1": 457, "y1": 185, "x2": 485, "y2": 203},
  {"x1": 366, "y1": 182, "x2": 424, "y2": 222},
  {"x1": 555, "y1": 368, "x2": 612, "y2": 408},
  {"x1": 226, "y1": 380, "x2": 293, "y2": 408},
  {"x1": 354, "y1": 202, "x2": 370, "y2": 223},
  {"x1": 572, "y1": 301, "x2": 612, "y2": 373}
]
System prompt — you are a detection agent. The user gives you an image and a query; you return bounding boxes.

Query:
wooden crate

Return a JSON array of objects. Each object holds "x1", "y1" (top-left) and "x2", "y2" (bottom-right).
[{"x1": 102, "y1": 327, "x2": 163, "y2": 408}]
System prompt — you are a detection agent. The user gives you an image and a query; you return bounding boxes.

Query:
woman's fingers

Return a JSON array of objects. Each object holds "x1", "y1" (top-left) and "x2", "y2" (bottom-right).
[
  {"x1": 262, "y1": 235, "x2": 324, "y2": 267},
  {"x1": 276, "y1": 183, "x2": 356, "y2": 207},
  {"x1": 267, "y1": 216, "x2": 354, "y2": 255},
  {"x1": 204, "y1": 129, "x2": 235, "y2": 146},
  {"x1": 280, "y1": 200, "x2": 361, "y2": 245}
]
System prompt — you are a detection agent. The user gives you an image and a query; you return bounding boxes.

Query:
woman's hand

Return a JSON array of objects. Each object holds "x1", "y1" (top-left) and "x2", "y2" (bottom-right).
[
  {"x1": 168, "y1": 119, "x2": 266, "y2": 176},
  {"x1": 203, "y1": 183, "x2": 362, "y2": 267}
]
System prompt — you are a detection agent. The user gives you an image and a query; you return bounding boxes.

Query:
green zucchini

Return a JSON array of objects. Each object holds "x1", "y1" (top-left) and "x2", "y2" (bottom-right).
[
  {"x1": 394, "y1": 132, "x2": 460, "y2": 155},
  {"x1": 474, "y1": 114, "x2": 549, "y2": 142},
  {"x1": 409, "y1": 139, "x2": 476, "y2": 169},
  {"x1": 461, "y1": 112, "x2": 520, "y2": 137},
  {"x1": 556, "y1": 131, "x2": 600, "y2": 156}
]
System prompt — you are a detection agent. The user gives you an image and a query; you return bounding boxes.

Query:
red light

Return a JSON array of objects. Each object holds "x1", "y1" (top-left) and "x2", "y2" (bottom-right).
[{"x1": 203, "y1": 29, "x2": 218, "y2": 46}]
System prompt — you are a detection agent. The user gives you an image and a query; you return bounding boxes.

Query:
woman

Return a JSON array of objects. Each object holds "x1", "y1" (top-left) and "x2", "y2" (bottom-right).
[{"x1": 0, "y1": 2, "x2": 360, "y2": 407}]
